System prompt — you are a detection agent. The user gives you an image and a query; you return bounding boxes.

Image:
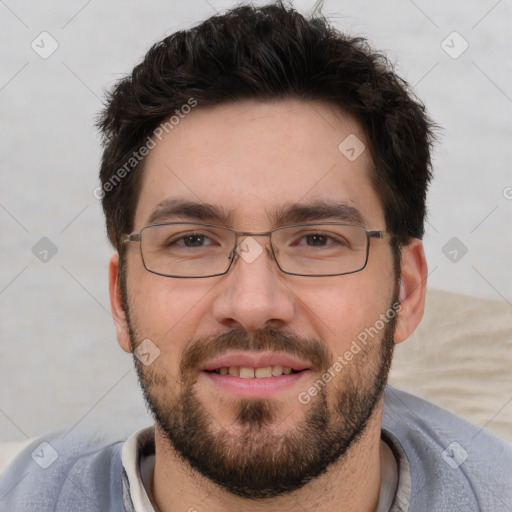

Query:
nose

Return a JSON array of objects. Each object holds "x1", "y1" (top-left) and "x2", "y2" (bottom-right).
[{"x1": 211, "y1": 236, "x2": 295, "y2": 332}]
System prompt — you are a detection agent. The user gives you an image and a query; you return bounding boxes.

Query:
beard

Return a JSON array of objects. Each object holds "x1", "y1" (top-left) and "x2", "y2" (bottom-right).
[{"x1": 122, "y1": 278, "x2": 397, "y2": 499}]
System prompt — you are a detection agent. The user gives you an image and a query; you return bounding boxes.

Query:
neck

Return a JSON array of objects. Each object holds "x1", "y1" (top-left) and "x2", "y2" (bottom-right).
[{"x1": 151, "y1": 398, "x2": 387, "y2": 512}]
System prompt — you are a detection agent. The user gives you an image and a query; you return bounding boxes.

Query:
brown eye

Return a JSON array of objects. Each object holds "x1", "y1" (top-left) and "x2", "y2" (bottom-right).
[
  {"x1": 183, "y1": 234, "x2": 206, "y2": 247},
  {"x1": 305, "y1": 234, "x2": 328, "y2": 246}
]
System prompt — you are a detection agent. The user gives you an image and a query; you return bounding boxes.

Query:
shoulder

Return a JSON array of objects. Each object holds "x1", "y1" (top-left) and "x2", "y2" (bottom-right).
[
  {"x1": 0, "y1": 431, "x2": 126, "y2": 512},
  {"x1": 383, "y1": 385, "x2": 512, "y2": 510}
]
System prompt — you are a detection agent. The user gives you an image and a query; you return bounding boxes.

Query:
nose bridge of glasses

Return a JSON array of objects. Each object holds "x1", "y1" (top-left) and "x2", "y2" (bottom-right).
[
  {"x1": 234, "y1": 229, "x2": 273, "y2": 238},
  {"x1": 231, "y1": 230, "x2": 277, "y2": 264}
]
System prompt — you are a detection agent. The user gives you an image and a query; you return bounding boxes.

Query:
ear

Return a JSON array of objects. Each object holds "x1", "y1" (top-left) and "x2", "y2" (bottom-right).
[
  {"x1": 109, "y1": 252, "x2": 132, "y2": 353},
  {"x1": 394, "y1": 239, "x2": 428, "y2": 344}
]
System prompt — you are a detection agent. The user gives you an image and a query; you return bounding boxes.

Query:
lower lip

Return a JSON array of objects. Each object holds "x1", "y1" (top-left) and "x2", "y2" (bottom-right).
[{"x1": 202, "y1": 370, "x2": 310, "y2": 398}]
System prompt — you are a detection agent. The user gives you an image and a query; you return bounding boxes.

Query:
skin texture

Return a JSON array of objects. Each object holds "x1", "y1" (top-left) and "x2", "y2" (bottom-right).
[{"x1": 108, "y1": 98, "x2": 427, "y2": 512}]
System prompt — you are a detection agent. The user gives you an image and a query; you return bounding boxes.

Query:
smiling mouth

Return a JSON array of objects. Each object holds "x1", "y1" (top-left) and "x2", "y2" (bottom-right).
[{"x1": 206, "y1": 366, "x2": 304, "y2": 378}]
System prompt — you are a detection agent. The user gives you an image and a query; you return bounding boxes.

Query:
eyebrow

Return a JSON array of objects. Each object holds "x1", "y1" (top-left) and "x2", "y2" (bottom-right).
[
  {"x1": 145, "y1": 198, "x2": 366, "y2": 227},
  {"x1": 146, "y1": 198, "x2": 234, "y2": 226},
  {"x1": 269, "y1": 200, "x2": 365, "y2": 226}
]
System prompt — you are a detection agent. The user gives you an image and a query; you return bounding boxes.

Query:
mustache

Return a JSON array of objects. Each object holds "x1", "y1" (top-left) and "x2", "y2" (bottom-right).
[{"x1": 180, "y1": 327, "x2": 333, "y2": 375}]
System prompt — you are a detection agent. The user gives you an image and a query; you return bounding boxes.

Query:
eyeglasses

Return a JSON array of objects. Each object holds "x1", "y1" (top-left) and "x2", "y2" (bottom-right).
[{"x1": 121, "y1": 222, "x2": 393, "y2": 278}]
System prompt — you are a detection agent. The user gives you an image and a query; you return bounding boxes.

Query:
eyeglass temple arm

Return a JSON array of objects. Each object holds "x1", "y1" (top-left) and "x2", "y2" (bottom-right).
[
  {"x1": 121, "y1": 234, "x2": 141, "y2": 243},
  {"x1": 368, "y1": 230, "x2": 392, "y2": 240}
]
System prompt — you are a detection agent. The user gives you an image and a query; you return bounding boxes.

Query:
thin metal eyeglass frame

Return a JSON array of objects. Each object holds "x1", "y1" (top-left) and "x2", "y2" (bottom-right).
[{"x1": 120, "y1": 222, "x2": 393, "y2": 278}]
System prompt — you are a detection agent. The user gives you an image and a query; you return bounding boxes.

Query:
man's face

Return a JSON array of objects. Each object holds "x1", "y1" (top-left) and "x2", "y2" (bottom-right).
[{"x1": 116, "y1": 99, "x2": 399, "y2": 498}]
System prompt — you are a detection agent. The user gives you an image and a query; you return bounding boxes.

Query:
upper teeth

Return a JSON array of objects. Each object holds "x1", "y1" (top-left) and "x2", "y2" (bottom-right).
[{"x1": 216, "y1": 366, "x2": 294, "y2": 378}]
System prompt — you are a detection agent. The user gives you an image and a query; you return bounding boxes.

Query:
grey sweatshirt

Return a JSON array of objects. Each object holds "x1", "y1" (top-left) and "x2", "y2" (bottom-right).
[{"x1": 0, "y1": 386, "x2": 510, "y2": 511}]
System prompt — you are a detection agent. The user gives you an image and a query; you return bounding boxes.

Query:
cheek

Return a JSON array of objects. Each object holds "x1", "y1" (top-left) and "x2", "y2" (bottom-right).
[
  {"x1": 294, "y1": 273, "x2": 394, "y2": 356},
  {"x1": 126, "y1": 271, "x2": 215, "y2": 353}
]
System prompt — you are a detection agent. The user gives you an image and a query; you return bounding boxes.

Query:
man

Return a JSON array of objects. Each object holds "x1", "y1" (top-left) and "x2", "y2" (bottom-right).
[{"x1": 1, "y1": 3, "x2": 510, "y2": 511}]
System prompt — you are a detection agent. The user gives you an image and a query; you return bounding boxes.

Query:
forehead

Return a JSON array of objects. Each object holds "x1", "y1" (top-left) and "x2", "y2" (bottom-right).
[{"x1": 134, "y1": 98, "x2": 384, "y2": 230}]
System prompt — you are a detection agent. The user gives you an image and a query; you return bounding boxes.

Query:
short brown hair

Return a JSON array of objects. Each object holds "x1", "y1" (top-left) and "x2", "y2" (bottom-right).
[{"x1": 97, "y1": 3, "x2": 436, "y2": 257}]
